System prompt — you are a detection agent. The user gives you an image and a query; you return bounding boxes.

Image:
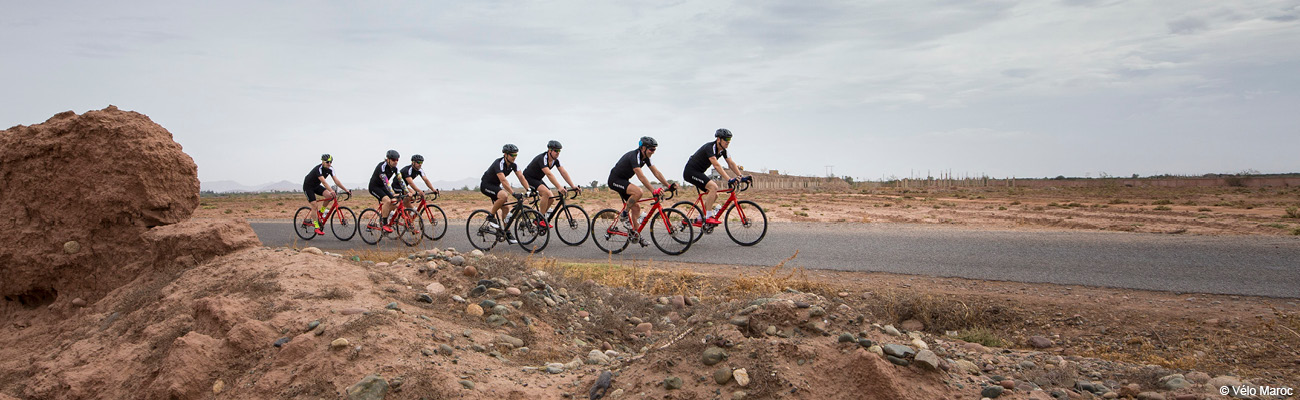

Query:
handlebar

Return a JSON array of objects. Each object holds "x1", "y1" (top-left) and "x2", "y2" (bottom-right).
[
  {"x1": 416, "y1": 190, "x2": 439, "y2": 201},
  {"x1": 567, "y1": 188, "x2": 581, "y2": 200},
  {"x1": 727, "y1": 177, "x2": 753, "y2": 192},
  {"x1": 332, "y1": 187, "x2": 352, "y2": 201},
  {"x1": 658, "y1": 186, "x2": 677, "y2": 201}
]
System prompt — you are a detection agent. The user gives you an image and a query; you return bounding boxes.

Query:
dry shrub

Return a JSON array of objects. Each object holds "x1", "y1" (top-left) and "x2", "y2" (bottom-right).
[
  {"x1": 1019, "y1": 364, "x2": 1080, "y2": 388},
  {"x1": 229, "y1": 270, "x2": 283, "y2": 298},
  {"x1": 861, "y1": 289, "x2": 1019, "y2": 333},
  {"x1": 533, "y1": 259, "x2": 714, "y2": 297},
  {"x1": 341, "y1": 248, "x2": 415, "y2": 263},
  {"x1": 317, "y1": 286, "x2": 354, "y2": 300},
  {"x1": 725, "y1": 252, "x2": 829, "y2": 296}
]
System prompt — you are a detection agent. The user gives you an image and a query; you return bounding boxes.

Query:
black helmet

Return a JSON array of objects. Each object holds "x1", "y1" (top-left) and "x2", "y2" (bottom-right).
[
  {"x1": 386, "y1": 149, "x2": 400, "y2": 160},
  {"x1": 502, "y1": 144, "x2": 519, "y2": 154},
  {"x1": 321, "y1": 154, "x2": 333, "y2": 162},
  {"x1": 639, "y1": 136, "x2": 657, "y2": 148},
  {"x1": 411, "y1": 154, "x2": 424, "y2": 163},
  {"x1": 715, "y1": 128, "x2": 732, "y2": 139},
  {"x1": 547, "y1": 140, "x2": 562, "y2": 150}
]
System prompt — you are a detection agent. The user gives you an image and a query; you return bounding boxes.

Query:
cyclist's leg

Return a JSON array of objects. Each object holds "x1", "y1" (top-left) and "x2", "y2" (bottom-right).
[
  {"x1": 304, "y1": 187, "x2": 320, "y2": 224},
  {"x1": 537, "y1": 184, "x2": 553, "y2": 215},
  {"x1": 625, "y1": 183, "x2": 643, "y2": 230},
  {"x1": 703, "y1": 181, "x2": 720, "y2": 221},
  {"x1": 495, "y1": 190, "x2": 512, "y2": 223}
]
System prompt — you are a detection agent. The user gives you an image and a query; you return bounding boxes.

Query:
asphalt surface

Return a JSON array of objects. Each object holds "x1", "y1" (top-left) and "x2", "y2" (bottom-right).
[{"x1": 250, "y1": 220, "x2": 1300, "y2": 298}]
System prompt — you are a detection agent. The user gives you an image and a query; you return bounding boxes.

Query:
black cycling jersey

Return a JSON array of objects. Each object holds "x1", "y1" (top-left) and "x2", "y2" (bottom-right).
[
  {"x1": 685, "y1": 141, "x2": 727, "y2": 174},
  {"x1": 608, "y1": 149, "x2": 650, "y2": 183},
  {"x1": 303, "y1": 164, "x2": 332, "y2": 190},
  {"x1": 368, "y1": 161, "x2": 400, "y2": 197},
  {"x1": 522, "y1": 152, "x2": 561, "y2": 181},
  {"x1": 479, "y1": 157, "x2": 518, "y2": 188},
  {"x1": 400, "y1": 165, "x2": 423, "y2": 182}
]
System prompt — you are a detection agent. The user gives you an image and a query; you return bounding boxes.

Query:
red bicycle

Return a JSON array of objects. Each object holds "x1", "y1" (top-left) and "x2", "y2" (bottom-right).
[
  {"x1": 357, "y1": 194, "x2": 424, "y2": 246},
  {"x1": 672, "y1": 178, "x2": 767, "y2": 246},
  {"x1": 293, "y1": 187, "x2": 356, "y2": 241},
  {"x1": 590, "y1": 187, "x2": 694, "y2": 255},
  {"x1": 411, "y1": 190, "x2": 448, "y2": 241}
]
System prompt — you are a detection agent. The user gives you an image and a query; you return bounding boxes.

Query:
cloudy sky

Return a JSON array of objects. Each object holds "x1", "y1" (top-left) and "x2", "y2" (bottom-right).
[{"x1": 3, "y1": 0, "x2": 1298, "y2": 188}]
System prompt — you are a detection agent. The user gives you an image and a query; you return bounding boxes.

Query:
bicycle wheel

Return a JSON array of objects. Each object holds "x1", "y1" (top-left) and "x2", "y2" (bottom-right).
[
  {"x1": 725, "y1": 200, "x2": 768, "y2": 246},
  {"x1": 398, "y1": 209, "x2": 424, "y2": 246},
  {"x1": 331, "y1": 206, "x2": 357, "y2": 241},
  {"x1": 553, "y1": 205, "x2": 590, "y2": 246},
  {"x1": 514, "y1": 208, "x2": 550, "y2": 253},
  {"x1": 293, "y1": 207, "x2": 318, "y2": 240},
  {"x1": 465, "y1": 209, "x2": 500, "y2": 251},
  {"x1": 650, "y1": 208, "x2": 694, "y2": 255},
  {"x1": 670, "y1": 201, "x2": 705, "y2": 243},
  {"x1": 357, "y1": 208, "x2": 383, "y2": 245},
  {"x1": 421, "y1": 205, "x2": 448, "y2": 241},
  {"x1": 590, "y1": 208, "x2": 630, "y2": 254}
]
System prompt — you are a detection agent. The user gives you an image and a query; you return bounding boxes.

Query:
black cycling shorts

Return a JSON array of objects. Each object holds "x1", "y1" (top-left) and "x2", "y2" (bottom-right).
[
  {"x1": 304, "y1": 185, "x2": 326, "y2": 202},
  {"x1": 608, "y1": 179, "x2": 631, "y2": 202},
  {"x1": 480, "y1": 184, "x2": 501, "y2": 201},
  {"x1": 525, "y1": 176, "x2": 548, "y2": 190},
  {"x1": 684, "y1": 168, "x2": 711, "y2": 192},
  {"x1": 369, "y1": 186, "x2": 402, "y2": 203}
]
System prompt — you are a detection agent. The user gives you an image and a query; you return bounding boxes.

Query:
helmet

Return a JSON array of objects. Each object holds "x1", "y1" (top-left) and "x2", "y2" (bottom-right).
[
  {"x1": 502, "y1": 144, "x2": 519, "y2": 154},
  {"x1": 411, "y1": 154, "x2": 424, "y2": 163},
  {"x1": 386, "y1": 149, "x2": 400, "y2": 160},
  {"x1": 547, "y1": 140, "x2": 562, "y2": 150},
  {"x1": 639, "y1": 136, "x2": 658, "y2": 148},
  {"x1": 715, "y1": 128, "x2": 732, "y2": 139},
  {"x1": 321, "y1": 154, "x2": 333, "y2": 162}
]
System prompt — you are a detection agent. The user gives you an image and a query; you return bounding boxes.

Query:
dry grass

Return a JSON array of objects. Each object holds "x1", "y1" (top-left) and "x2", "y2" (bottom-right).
[
  {"x1": 340, "y1": 248, "x2": 413, "y2": 263},
  {"x1": 533, "y1": 259, "x2": 715, "y2": 297},
  {"x1": 725, "y1": 251, "x2": 830, "y2": 296}
]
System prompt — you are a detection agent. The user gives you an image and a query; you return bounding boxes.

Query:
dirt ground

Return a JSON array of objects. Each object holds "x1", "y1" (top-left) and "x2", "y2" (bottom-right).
[{"x1": 197, "y1": 185, "x2": 1300, "y2": 236}]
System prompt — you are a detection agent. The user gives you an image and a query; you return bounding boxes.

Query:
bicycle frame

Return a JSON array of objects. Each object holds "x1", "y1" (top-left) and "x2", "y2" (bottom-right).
[
  {"x1": 690, "y1": 181, "x2": 751, "y2": 224},
  {"x1": 610, "y1": 189, "x2": 676, "y2": 237},
  {"x1": 530, "y1": 188, "x2": 580, "y2": 217},
  {"x1": 413, "y1": 191, "x2": 439, "y2": 215},
  {"x1": 310, "y1": 188, "x2": 350, "y2": 224}
]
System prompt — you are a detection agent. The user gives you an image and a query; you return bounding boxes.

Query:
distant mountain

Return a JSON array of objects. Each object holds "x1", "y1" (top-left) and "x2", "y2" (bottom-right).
[
  {"x1": 255, "y1": 180, "x2": 298, "y2": 192},
  {"x1": 201, "y1": 180, "x2": 256, "y2": 193},
  {"x1": 429, "y1": 177, "x2": 478, "y2": 191}
]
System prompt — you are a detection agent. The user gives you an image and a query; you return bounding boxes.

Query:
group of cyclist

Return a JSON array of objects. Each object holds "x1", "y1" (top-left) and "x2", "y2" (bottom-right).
[{"x1": 302, "y1": 128, "x2": 750, "y2": 241}]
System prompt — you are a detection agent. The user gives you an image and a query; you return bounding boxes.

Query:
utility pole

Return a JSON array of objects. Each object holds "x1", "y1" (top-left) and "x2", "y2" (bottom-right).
[{"x1": 825, "y1": 165, "x2": 834, "y2": 177}]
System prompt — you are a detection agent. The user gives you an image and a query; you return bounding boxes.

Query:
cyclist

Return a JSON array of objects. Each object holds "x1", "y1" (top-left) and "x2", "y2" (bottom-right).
[
  {"x1": 480, "y1": 144, "x2": 531, "y2": 242},
  {"x1": 684, "y1": 128, "x2": 748, "y2": 225},
  {"x1": 522, "y1": 140, "x2": 579, "y2": 228},
  {"x1": 303, "y1": 154, "x2": 350, "y2": 235},
  {"x1": 401, "y1": 154, "x2": 438, "y2": 202},
  {"x1": 607, "y1": 136, "x2": 675, "y2": 241},
  {"x1": 368, "y1": 149, "x2": 403, "y2": 233}
]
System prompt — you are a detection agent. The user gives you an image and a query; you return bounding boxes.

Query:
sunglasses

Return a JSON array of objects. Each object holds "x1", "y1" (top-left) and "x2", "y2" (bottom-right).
[
  {"x1": 552, "y1": 149, "x2": 561, "y2": 153},
  {"x1": 507, "y1": 153, "x2": 518, "y2": 157},
  {"x1": 646, "y1": 147, "x2": 657, "y2": 152},
  {"x1": 722, "y1": 137, "x2": 731, "y2": 142},
  {"x1": 414, "y1": 161, "x2": 423, "y2": 165}
]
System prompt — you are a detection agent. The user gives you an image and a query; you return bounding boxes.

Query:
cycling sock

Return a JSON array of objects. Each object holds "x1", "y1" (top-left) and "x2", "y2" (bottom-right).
[
  {"x1": 313, "y1": 221, "x2": 320, "y2": 228},
  {"x1": 381, "y1": 217, "x2": 388, "y2": 225}
]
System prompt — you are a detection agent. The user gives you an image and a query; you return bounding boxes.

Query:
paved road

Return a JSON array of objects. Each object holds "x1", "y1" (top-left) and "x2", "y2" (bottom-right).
[{"x1": 250, "y1": 221, "x2": 1300, "y2": 298}]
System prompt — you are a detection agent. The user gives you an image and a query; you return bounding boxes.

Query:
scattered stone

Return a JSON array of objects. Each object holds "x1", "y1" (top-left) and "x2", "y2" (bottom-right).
[
  {"x1": 438, "y1": 344, "x2": 454, "y2": 355},
  {"x1": 688, "y1": 296, "x2": 701, "y2": 306},
  {"x1": 883, "y1": 325, "x2": 902, "y2": 336},
  {"x1": 733, "y1": 368, "x2": 750, "y2": 387},
  {"x1": 1207, "y1": 375, "x2": 1241, "y2": 391},
  {"x1": 587, "y1": 350, "x2": 611, "y2": 365},
  {"x1": 714, "y1": 367, "x2": 733, "y2": 384},
  {"x1": 71, "y1": 298, "x2": 87, "y2": 307},
  {"x1": 331, "y1": 338, "x2": 350, "y2": 349},
  {"x1": 416, "y1": 294, "x2": 433, "y2": 303},
  {"x1": 858, "y1": 338, "x2": 873, "y2": 348},
  {"x1": 455, "y1": 379, "x2": 474, "y2": 390},
  {"x1": 577, "y1": 311, "x2": 590, "y2": 318},
  {"x1": 466, "y1": 304, "x2": 484, "y2": 317},
  {"x1": 664, "y1": 376, "x2": 683, "y2": 390},
  {"x1": 545, "y1": 363, "x2": 564, "y2": 374},
  {"x1": 1158, "y1": 374, "x2": 1190, "y2": 390},
  {"x1": 1029, "y1": 336, "x2": 1053, "y2": 349},
  {"x1": 485, "y1": 315, "x2": 508, "y2": 327},
  {"x1": 1019, "y1": 360, "x2": 1037, "y2": 369},
  {"x1": 506, "y1": 287, "x2": 521, "y2": 296},
  {"x1": 900, "y1": 319, "x2": 924, "y2": 332},
  {"x1": 729, "y1": 316, "x2": 749, "y2": 327},
  {"x1": 732, "y1": 391, "x2": 746, "y2": 400},
  {"x1": 451, "y1": 256, "x2": 467, "y2": 267},
  {"x1": 882, "y1": 344, "x2": 916, "y2": 358},
  {"x1": 867, "y1": 345, "x2": 884, "y2": 356},
  {"x1": 808, "y1": 305, "x2": 826, "y2": 317},
  {"x1": 981, "y1": 385, "x2": 1004, "y2": 399},
  {"x1": 671, "y1": 295, "x2": 686, "y2": 308},
  {"x1": 212, "y1": 379, "x2": 224, "y2": 394},
  {"x1": 765, "y1": 325, "x2": 778, "y2": 336},
  {"x1": 306, "y1": 320, "x2": 321, "y2": 331},
  {"x1": 302, "y1": 246, "x2": 323, "y2": 255},
  {"x1": 838, "y1": 333, "x2": 857, "y2": 343},
  {"x1": 702, "y1": 346, "x2": 728, "y2": 366},
  {"x1": 425, "y1": 282, "x2": 446, "y2": 295},
  {"x1": 498, "y1": 334, "x2": 524, "y2": 348},
  {"x1": 837, "y1": 291, "x2": 849, "y2": 297},
  {"x1": 635, "y1": 322, "x2": 653, "y2": 333},
  {"x1": 345, "y1": 375, "x2": 388, "y2": 400},
  {"x1": 954, "y1": 359, "x2": 979, "y2": 375},
  {"x1": 491, "y1": 305, "x2": 509, "y2": 316},
  {"x1": 63, "y1": 241, "x2": 81, "y2": 254},
  {"x1": 273, "y1": 337, "x2": 290, "y2": 348},
  {"x1": 341, "y1": 308, "x2": 367, "y2": 315},
  {"x1": 914, "y1": 350, "x2": 940, "y2": 370},
  {"x1": 910, "y1": 337, "x2": 928, "y2": 350},
  {"x1": 451, "y1": 295, "x2": 466, "y2": 303},
  {"x1": 1135, "y1": 392, "x2": 1165, "y2": 400},
  {"x1": 886, "y1": 355, "x2": 910, "y2": 366},
  {"x1": 1185, "y1": 371, "x2": 1210, "y2": 384}
]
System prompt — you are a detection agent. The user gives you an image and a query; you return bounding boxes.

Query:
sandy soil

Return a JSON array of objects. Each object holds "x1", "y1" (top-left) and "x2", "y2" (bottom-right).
[{"x1": 197, "y1": 185, "x2": 1300, "y2": 236}]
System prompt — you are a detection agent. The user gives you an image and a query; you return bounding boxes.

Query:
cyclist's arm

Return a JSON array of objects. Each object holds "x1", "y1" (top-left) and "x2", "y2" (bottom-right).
[
  {"x1": 404, "y1": 176, "x2": 419, "y2": 193},
  {"x1": 708, "y1": 156, "x2": 731, "y2": 181},
  {"x1": 497, "y1": 172, "x2": 512, "y2": 194},
  {"x1": 556, "y1": 165, "x2": 577, "y2": 189},
  {"x1": 421, "y1": 175, "x2": 435, "y2": 194},
  {"x1": 542, "y1": 166, "x2": 563, "y2": 190},
  {"x1": 382, "y1": 171, "x2": 397, "y2": 197},
  {"x1": 329, "y1": 174, "x2": 347, "y2": 192},
  {"x1": 648, "y1": 164, "x2": 671, "y2": 187},
  {"x1": 514, "y1": 170, "x2": 531, "y2": 192},
  {"x1": 634, "y1": 167, "x2": 654, "y2": 190},
  {"x1": 725, "y1": 157, "x2": 743, "y2": 179}
]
